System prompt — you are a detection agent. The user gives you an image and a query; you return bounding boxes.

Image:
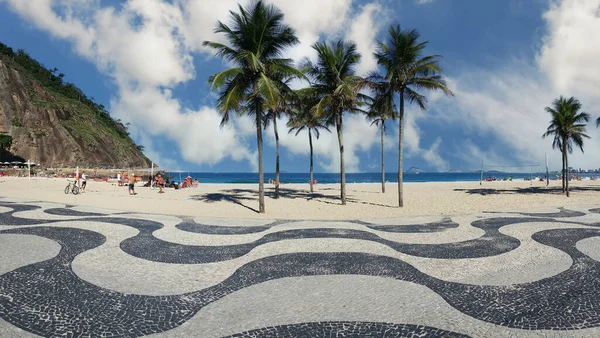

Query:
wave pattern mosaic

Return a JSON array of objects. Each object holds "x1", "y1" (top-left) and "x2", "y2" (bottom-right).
[{"x1": 2, "y1": 199, "x2": 600, "y2": 337}]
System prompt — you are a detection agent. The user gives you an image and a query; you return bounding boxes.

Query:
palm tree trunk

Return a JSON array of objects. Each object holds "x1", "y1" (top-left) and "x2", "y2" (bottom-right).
[
  {"x1": 337, "y1": 114, "x2": 346, "y2": 205},
  {"x1": 273, "y1": 116, "x2": 280, "y2": 199},
  {"x1": 398, "y1": 91, "x2": 405, "y2": 207},
  {"x1": 309, "y1": 128, "x2": 314, "y2": 193},
  {"x1": 256, "y1": 108, "x2": 265, "y2": 213},
  {"x1": 561, "y1": 149, "x2": 566, "y2": 192},
  {"x1": 565, "y1": 141, "x2": 570, "y2": 197},
  {"x1": 381, "y1": 121, "x2": 385, "y2": 193}
]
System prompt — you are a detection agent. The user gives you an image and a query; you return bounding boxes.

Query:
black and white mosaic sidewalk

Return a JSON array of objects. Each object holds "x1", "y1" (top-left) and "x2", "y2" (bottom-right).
[{"x1": 3, "y1": 198, "x2": 600, "y2": 337}]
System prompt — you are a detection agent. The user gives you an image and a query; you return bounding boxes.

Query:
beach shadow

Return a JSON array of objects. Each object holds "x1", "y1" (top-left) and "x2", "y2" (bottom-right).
[
  {"x1": 193, "y1": 192, "x2": 259, "y2": 213},
  {"x1": 192, "y1": 187, "x2": 397, "y2": 211},
  {"x1": 455, "y1": 185, "x2": 600, "y2": 196}
]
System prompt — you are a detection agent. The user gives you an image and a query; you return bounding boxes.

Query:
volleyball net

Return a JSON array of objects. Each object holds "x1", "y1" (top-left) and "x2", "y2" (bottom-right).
[{"x1": 478, "y1": 162, "x2": 546, "y2": 186}]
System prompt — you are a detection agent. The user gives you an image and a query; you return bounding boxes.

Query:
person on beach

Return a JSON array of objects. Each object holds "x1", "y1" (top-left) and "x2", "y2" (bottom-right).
[
  {"x1": 157, "y1": 174, "x2": 165, "y2": 194},
  {"x1": 81, "y1": 172, "x2": 87, "y2": 192},
  {"x1": 128, "y1": 173, "x2": 136, "y2": 195}
]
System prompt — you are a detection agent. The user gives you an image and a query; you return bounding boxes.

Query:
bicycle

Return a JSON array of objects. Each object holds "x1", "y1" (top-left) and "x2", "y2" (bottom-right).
[{"x1": 64, "y1": 180, "x2": 80, "y2": 195}]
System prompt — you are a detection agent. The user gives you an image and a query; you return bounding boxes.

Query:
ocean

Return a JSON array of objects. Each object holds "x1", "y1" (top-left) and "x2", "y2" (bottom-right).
[{"x1": 164, "y1": 172, "x2": 591, "y2": 184}]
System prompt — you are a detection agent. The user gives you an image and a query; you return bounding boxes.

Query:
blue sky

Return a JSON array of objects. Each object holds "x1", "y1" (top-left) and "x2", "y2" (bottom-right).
[{"x1": 1, "y1": 0, "x2": 599, "y2": 172}]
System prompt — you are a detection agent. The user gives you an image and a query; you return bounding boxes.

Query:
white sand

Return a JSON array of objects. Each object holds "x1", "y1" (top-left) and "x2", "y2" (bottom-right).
[{"x1": 1, "y1": 176, "x2": 599, "y2": 219}]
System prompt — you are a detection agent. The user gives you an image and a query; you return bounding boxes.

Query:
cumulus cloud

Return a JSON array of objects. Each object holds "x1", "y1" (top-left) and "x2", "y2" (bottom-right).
[
  {"x1": 1, "y1": 0, "x2": 390, "y2": 171},
  {"x1": 346, "y1": 2, "x2": 384, "y2": 75},
  {"x1": 110, "y1": 85, "x2": 256, "y2": 167},
  {"x1": 428, "y1": 0, "x2": 600, "y2": 171},
  {"x1": 8, "y1": 0, "x2": 597, "y2": 174},
  {"x1": 266, "y1": 114, "x2": 381, "y2": 173}
]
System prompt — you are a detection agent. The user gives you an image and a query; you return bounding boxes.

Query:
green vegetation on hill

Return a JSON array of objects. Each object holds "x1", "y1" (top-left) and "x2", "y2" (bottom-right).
[
  {"x1": 0, "y1": 42, "x2": 132, "y2": 140},
  {"x1": 0, "y1": 41, "x2": 151, "y2": 166}
]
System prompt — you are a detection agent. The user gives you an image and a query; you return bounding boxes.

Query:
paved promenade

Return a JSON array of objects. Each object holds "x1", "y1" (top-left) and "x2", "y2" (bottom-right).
[{"x1": 2, "y1": 197, "x2": 600, "y2": 337}]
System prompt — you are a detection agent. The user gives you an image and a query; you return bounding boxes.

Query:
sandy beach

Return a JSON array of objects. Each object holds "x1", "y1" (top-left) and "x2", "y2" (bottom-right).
[{"x1": 1, "y1": 177, "x2": 599, "y2": 219}]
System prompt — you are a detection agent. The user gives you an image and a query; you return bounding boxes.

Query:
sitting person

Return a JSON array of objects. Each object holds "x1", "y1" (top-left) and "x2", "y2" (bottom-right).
[
  {"x1": 192, "y1": 179, "x2": 199, "y2": 188},
  {"x1": 181, "y1": 176, "x2": 192, "y2": 188}
]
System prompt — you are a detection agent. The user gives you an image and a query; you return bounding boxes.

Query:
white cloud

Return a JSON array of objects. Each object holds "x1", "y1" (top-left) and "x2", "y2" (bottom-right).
[
  {"x1": 111, "y1": 85, "x2": 256, "y2": 167},
  {"x1": 2, "y1": 0, "x2": 393, "y2": 172},
  {"x1": 346, "y1": 2, "x2": 384, "y2": 75},
  {"x1": 12, "y1": 0, "x2": 599, "y2": 174},
  {"x1": 421, "y1": 137, "x2": 448, "y2": 171},
  {"x1": 427, "y1": 0, "x2": 600, "y2": 172},
  {"x1": 538, "y1": 0, "x2": 600, "y2": 95},
  {"x1": 265, "y1": 114, "x2": 382, "y2": 173}
]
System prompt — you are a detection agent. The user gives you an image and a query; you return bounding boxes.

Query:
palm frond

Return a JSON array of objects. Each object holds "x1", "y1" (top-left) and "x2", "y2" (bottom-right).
[{"x1": 543, "y1": 96, "x2": 590, "y2": 154}]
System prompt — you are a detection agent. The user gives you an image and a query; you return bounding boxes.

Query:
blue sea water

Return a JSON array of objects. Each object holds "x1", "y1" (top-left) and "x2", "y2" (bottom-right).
[{"x1": 164, "y1": 172, "x2": 583, "y2": 184}]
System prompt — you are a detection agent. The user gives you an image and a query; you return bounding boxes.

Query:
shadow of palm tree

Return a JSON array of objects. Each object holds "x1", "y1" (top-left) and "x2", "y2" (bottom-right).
[
  {"x1": 192, "y1": 187, "x2": 397, "y2": 213},
  {"x1": 193, "y1": 192, "x2": 259, "y2": 213},
  {"x1": 454, "y1": 185, "x2": 600, "y2": 196}
]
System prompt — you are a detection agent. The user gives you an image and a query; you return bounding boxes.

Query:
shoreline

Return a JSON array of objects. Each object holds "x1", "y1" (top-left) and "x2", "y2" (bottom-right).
[{"x1": 1, "y1": 177, "x2": 599, "y2": 220}]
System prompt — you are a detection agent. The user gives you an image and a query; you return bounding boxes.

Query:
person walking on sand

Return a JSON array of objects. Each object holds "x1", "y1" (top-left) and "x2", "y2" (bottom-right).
[
  {"x1": 81, "y1": 172, "x2": 87, "y2": 192},
  {"x1": 128, "y1": 173, "x2": 136, "y2": 195},
  {"x1": 157, "y1": 174, "x2": 165, "y2": 194}
]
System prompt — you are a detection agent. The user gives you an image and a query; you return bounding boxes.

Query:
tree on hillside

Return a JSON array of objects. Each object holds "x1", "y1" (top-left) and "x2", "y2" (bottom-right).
[
  {"x1": 300, "y1": 40, "x2": 367, "y2": 205},
  {"x1": 372, "y1": 25, "x2": 453, "y2": 207},
  {"x1": 203, "y1": 1, "x2": 301, "y2": 213},
  {"x1": 0, "y1": 133, "x2": 12, "y2": 162},
  {"x1": 542, "y1": 96, "x2": 590, "y2": 197},
  {"x1": 367, "y1": 85, "x2": 395, "y2": 193},
  {"x1": 288, "y1": 90, "x2": 331, "y2": 193}
]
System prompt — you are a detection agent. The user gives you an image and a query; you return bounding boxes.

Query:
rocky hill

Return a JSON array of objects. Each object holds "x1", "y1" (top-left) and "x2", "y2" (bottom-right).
[
  {"x1": 0, "y1": 42, "x2": 151, "y2": 168},
  {"x1": 406, "y1": 166, "x2": 423, "y2": 174}
]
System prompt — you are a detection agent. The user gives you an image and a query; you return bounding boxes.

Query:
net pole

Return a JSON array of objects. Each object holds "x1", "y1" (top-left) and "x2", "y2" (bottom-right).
[
  {"x1": 480, "y1": 160, "x2": 484, "y2": 185},
  {"x1": 545, "y1": 153, "x2": 549, "y2": 187},
  {"x1": 530, "y1": 167, "x2": 533, "y2": 186}
]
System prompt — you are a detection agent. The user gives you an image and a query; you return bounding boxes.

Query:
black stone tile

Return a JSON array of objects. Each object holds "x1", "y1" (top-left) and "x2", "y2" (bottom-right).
[{"x1": 3, "y1": 202, "x2": 600, "y2": 336}]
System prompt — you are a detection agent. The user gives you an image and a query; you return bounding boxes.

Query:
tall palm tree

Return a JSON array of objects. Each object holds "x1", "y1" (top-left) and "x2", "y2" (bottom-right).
[
  {"x1": 542, "y1": 96, "x2": 590, "y2": 197},
  {"x1": 301, "y1": 40, "x2": 366, "y2": 205},
  {"x1": 367, "y1": 85, "x2": 395, "y2": 193},
  {"x1": 203, "y1": 1, "x2": 300, "y2": 213},
  {"x1": 288, "y1": 90, "x2": 331, "y2": 193},
  {"x1": 373, "y1": 25, "x2": 453, "y2": 207},
  {"x1": 263, "y1": 87, "x2": 295, "y2": 199}
]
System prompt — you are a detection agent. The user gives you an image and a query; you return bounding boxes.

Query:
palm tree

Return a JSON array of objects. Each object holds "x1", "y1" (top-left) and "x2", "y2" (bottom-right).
[
  {"x1": 373, "y1": 25, "x2": 453, "y2": 207},
  {"x1": 301, "y1": 40, "x2": 366, "y2": 205},
  {"x1": 542, "y1": 96, "x2": 590, "y2": 197},
  {"x1": 288, "y1": 90, "x2": 331, "y2": 193},
  {"x1": 367, "y1": 85, "x2": 395, "y2": 193},
  {"x1": 204, "y1": 1, "x2": 300, "y2": 213},
  {"x1": 263, "y1": 87, "x2": 295, "y2": 199}
]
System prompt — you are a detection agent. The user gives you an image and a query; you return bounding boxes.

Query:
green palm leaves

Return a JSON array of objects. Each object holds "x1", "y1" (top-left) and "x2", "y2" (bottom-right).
[
  {"x1": 542, "y1": 96, "x2": 590, "y2": 197},
  {"x1": 204, "y1": 1, "x2": 301, "y2": 213},
  {"x1": 372, "y1": 25, "x2": 452, "y2": 207},
  {"x1": 288, "y1": 90, "x2": 331, "y2": 193},
  {"x1": 301, "y1": 40, "x2": 367, "y2": 204},
  {"x1": 367, "y1": 84, "x2": 396, "y2": 193}
]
